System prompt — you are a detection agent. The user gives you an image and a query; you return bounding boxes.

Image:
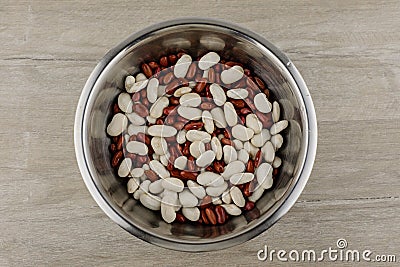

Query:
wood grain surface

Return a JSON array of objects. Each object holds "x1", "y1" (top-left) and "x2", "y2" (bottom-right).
[{"x1": 1, "y1": 1, "x2": 399, "y2": 266}]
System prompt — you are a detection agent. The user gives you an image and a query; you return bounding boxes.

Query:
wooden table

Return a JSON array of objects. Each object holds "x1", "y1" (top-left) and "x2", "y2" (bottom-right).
[{"x1": 1, "y1": 1, "x2": 399, "y2": 266}]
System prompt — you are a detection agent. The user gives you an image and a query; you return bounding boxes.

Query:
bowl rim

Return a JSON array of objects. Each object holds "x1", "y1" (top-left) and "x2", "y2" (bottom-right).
[{"x1": 74, "y1": 17, "x2": 318, "y2": 252}]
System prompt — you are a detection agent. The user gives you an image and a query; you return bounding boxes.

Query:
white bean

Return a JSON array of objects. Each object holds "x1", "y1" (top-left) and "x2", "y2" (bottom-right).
[
  {"x1": 133, "y1": 180, "x2": 150, "y2": 200},
  {"x1": 197, "y1": 172, "x2": 221, "y2": 186},
  {"x1": 152, "y1": 153, "x2": 160, "y2": 161},
  {"x1": 179, "y1": 92, "x2": 201, "y2": 107},
  {"x1": 246, "y1": 114, "x2": 262, "y2": 134},
  {"x1": 224, "y1": 102, "x2": 238, "y2": 127},
  {"x1": 130, "y1": 167, "x2": 144, "y2": 177},
  {"x1": 135, "y1": 73, "x2": 147, "y2": 82},
  {"x1": 147, "y1": 125, "x2": 177, "y2": 137},
  {"x1": 140, "y1": 193, "x2": 161, "y2": 211},
  {"x1": 206, "y1": 182, "x2": 228, "y2": 197},
  {"x1": 237, "y1": 149, "x2": 250, "y2": 163},
  {"x1": 149, "y1": 179, "x2": 164, "y2": 194},
  {"x1": 261, "y1": 141, "x2": 275, "y2": 163},
  {"x1": 151, "y1": 137, "x2": 168, "y2": 155},
  {"x1": 251, "y1": 129, "x2": 271, "y2": 148},
  {"x1": 206, "y1": 174, "x2": 225, "y2": 187},
  {"x1": 261, "y1": 176, "x2": 273, "y2": 189},
  {"x1": 176, "y1": 130, "x2": 187, "y2": 144},
  {"x1": 256, "y1": 162, "x2": 273, "y2": 186},
  {"x1": 254, "y1": 93, "x2": 272, "y2": 113},
  {"x1": 244, "y1": 141, "x2": 259, "y2": 158},
  {"x1": 149, "y1": 96, "x2": 169, "y2": 118},
  {"x1": 118, "y1": 158, "x2": 132, "y2": 177},
  {"x1": 142, "y1": 164, "x2": 149, "y2": 171},
  {"x1": 230, "y1": 186, "x2": 245, "y2": 207},
  {"x1": 118, "y1": 93, "x2": 133, "y2": 113},
  {"x1": 159, "y1": 154, "x2": 169, "y2": 166},
  {"x1": 186, "y1": 130, "x2": 211, "y2": 143},
  {"x1": 272, "y1": 156, "x2": 282, "y2": 168},
  {"x1": 177, "y1": 106, "x2": 202, "y2": 120},
  {"x1": 190, "y1": 141, "x2": 205, "y2": 158},
  {"x1": 157, "y1": 84, "x2": 166, "y2": 97},
  {"x1": 174, "y1": 54, "x2": 192, "y2": 78},
  {"x1": 198, "y1": 52, "x2": 220, "y2": 70},
  {"x1": 182, "y1": 207, "x2": 200, "y2": 221},
  {"x1": 222, "y1": 160, "x2": 246, "y2": 179},
  {"x1": 223, "y1": 145, "x2": 237, "y2": 164},
  {"x1": 107, "y1": 113, "x2": 128, "y2": 136},
  {"x1": 209, "y1": 83, "x2": 226, "y2": 106},
  {"x1": 196, "y1": 150, "x2": 215, "y2": 167},
  {"x1": 270, "y1": 120, "x2": 288, "y2": 135},
  {"x1": 127, "y1": 177, "x2": 140, "y2": 193},
  {"x1": 230, "y1": 173, "x2": 254, "y2": 185},
  {"x1": 124, "y1": 75, "x2": 135, "y2": 92},
  {"x1": 202, "y1": 110, "x2": 215, "y2": 134},
  {"x1": 146, "y1": 116, "x2": 156, "y2": 124},
  {"x1": 162, "y1": 178, "x2": 184, "y2": 192},
  {"x1": 187, "y1": 180, "x2": 206, "y2": 199},
  {"x1": 232, "y1": 124, "x2": 254, "y2": 141},
  {"x1": 212, "y1": 197, "x2": 222, "y2": 205},
  {"x1": 126, "y1": 112, "x2": 146, "y2": 125},
  {"x1": 149, "y1": 160, "x2": 169, "y2": 179},
  {"x1": 147, "y1": 78, "x2": 159, "y2": 103},
  {"x1": 127, "y1": 79, "x2": 148, "y2": 93},
  {"x1": 202, "y1": 69, "x2": 209, "y2": 78},
  {"x1": 161, "y1": 203, "x2": 176, "y2": 223},
  {"x1": 161, "y1": 192, "x2": 178, "y2": 206},
  {"x1": 179, "y1": 189, "x2": 198, "y2": 207},
  {"x1": 211, "y1": 136, "x2": 223, "y2": 160},
  {"x1": 174, "y1": 156, "x2": 188, "y2": 170},
  {"x1": 232, "y1": 139, "x2": 243, "y2": 150},
  {"x1": 174, "y1": 86, "x2": 192, "y2": 97},
  {"x1": 220, "y1": 65, "x2": 244, "y2": 84},
  {"x1": 271, "y1": 134, "x2": 284, "y2": 150},
  {"x1": 221, "y1": 204, "x2": 242, "y2": 216},
  {"x1": 221, "y1": 190, "x2": 232, "y2": 204},
  {"x1": 272, "y1": 101, "x2": 280, "y2": 122},
  {"x1": 126, "y1": 141, "x2": 148, "y2": 155},
  {"x1": 211, "y1": 107, "x2": 227, "y2": 128},
  {"x1": 226, "y1": 88, "x2": 248, "y2": 99}
]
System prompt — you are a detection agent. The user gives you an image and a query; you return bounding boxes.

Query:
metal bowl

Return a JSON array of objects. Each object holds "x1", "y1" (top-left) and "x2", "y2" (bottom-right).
[{"x1": 74, "y1": 18, "x2": 317, "y2": 251}]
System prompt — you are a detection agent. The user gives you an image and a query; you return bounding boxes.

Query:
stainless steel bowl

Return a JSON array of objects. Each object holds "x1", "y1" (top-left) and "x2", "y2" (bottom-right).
[{"x1": 74, "y1": 18, "x2": 317, "y2": 251}]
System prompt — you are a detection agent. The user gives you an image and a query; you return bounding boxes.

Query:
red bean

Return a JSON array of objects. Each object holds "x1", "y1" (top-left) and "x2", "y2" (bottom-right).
[
  {"x1": 205, "y1": 208, "x2": 217, "y2": 225},
  {"x1": 141, "y1": 63, "x2": 152, "y2": 78},
  {"x1": 168, "y1": 54, "x2": 177, "y2": 65},
  {"x1": 180, "y1": 171, "x2": 197, "y2": 180},
  {"x1": 111, "y1": 151, "x2": 123, "y2": 168},
  {"x1": 244, "y1": 201, "x2": 255, "y2": 211},
  {"x1": 175, "y1": 213, "x2": 186, "y2": 223},
  {"x1": 159, "y1": 56, "x2": 168, "y2": 67},
  {"x1": 144, "y1": 170, "x2": 158, "y2": 182},
  {"x1": 184, "y1": 121, "x2": 204, "y2": 130},
  {"x1": 254, "y1": 150, "x2": 262, "y2": 167},
  {"x1": 215, "y1": 205, "x2": 228, "y2": 224}
]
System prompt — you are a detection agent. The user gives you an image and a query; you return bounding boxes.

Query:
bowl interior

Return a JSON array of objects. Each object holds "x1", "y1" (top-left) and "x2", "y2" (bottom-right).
[{"x1": 81, "y1": 23, "x2": 307, "y2": 247}]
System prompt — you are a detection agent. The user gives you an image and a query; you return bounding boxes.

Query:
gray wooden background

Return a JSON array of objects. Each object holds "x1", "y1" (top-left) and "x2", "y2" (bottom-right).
[{"x1": 1, "y1": 1, "x2": 399, "y2": 266}]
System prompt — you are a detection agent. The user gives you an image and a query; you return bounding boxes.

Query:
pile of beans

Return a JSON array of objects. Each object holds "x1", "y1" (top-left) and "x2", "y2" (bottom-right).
[{"x1": 106, "y1": 51, "x2": 288, "y2": 225}]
